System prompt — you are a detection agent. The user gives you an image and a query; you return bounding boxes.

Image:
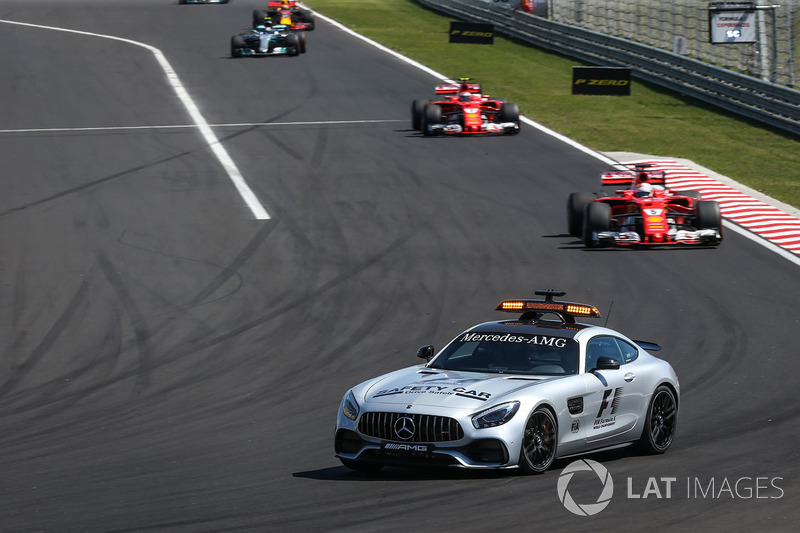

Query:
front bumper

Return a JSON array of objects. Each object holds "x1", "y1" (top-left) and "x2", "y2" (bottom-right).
[{"x1": 334, "y1": 404, "x2": 525, "y2": 469}]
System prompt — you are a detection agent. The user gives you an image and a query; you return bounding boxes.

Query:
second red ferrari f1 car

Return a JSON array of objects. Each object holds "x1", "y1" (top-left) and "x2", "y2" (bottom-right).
[
  {"x1": 568, "y1": 164, "x2": 723, "y2": 247},
  {"x1": 411, "y1": 81, "x2": 520, "y2": 136}
]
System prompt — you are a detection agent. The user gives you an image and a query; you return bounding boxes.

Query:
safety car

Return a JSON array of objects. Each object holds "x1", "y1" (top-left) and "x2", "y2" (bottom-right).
[
  {"x1": 411, "y1": 80, "x2": 520, "y2": 136},
  {"x1": 568, "y1": 164, "x2": 723, "y2": 247},
  {"x1": 253, "y1": 0, "x2": 315, "y2": 31},
  {"x1": 230, "y1": 24, "x2": 306, "y2": 58},
  {"x1": 335, "y1": 291, "x2": 679, "y2": 474}
]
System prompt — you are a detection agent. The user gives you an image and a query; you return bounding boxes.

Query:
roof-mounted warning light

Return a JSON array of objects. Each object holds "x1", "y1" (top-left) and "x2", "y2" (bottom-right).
[{"x1": 496, "y1": 290, "x2": 601, "y2": 323}]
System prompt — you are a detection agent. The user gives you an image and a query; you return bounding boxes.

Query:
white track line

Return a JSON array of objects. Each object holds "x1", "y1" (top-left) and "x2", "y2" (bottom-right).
[
  {"x1": 0, "y1": 119, "x2": 404, "y2": 135},
  {"x1": 0, "y1": 19, "x2": 270, "y2": 220}
]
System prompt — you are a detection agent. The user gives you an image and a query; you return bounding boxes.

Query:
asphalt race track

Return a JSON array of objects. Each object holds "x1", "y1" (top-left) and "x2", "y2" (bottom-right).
[{"x1": 1, "y1": 1, "x2": 799, "y2": 531}]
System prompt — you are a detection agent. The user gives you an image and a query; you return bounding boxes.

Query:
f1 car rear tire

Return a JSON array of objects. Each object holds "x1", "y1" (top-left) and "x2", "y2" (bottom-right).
[
  {"x1": 678, "y1": 190, "x2": 701, "y2": 200},
  {"x1": 253, "y1": 9, "x2": 268, "y2": 28},
  {"x1": 422, "y1": 104, "x2": 442, "y2": 136},
  {"x1": 299, "y1": 9, "x2": 315, "y2": 30},
  {"x1": 411, "y1": 99, "x2": 430, "y2": 131},
  {"x1": 567, "y1": 192, "x2": 595, "y2": 238},
  {"x1": 583, "y1": 201, "x2": 611, "y2": 247},
  {"x1": 230, "y1": 35, "x2": 245, "y2": 58},
  {"x1": 519, "y1": 407, "x2": 558, "y2": 474},
  {"x1": 638, "y1": 385, "x2": 678, "y2": 454}
]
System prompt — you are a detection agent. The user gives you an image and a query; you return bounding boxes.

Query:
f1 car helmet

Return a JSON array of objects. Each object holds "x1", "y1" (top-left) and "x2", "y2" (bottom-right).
[{"x1": 635, "y1": 183, "x2": 654, "y2": 197}]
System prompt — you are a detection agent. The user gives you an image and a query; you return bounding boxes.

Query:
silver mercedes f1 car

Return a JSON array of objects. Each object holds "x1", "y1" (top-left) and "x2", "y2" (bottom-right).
[{"x1": 335, "y1": 291, "x2": 679, "y2": 474}]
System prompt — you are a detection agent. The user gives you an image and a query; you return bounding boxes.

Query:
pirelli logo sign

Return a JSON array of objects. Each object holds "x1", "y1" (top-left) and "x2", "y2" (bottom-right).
[
  {"x1": 449, "y1": 21, "x2": 494, "y2": 44},
  {"x1": 572, "y1": 66, "x2": 631, "y2": 95}
]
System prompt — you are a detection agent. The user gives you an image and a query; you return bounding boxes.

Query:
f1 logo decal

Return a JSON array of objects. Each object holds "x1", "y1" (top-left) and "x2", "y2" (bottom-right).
[{"x1": 596, "y1": 387, "x2": 623, "y2": 418}]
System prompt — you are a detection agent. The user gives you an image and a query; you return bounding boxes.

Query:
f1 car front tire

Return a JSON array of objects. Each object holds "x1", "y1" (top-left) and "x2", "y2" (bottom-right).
[
  {"x1": 583, "y1": 201, "x2": 611, "y2": 247},
  {"x1": 567, "y1": 192, "x2": 595, "y2": 238},
  {"x1": 519, "y1": 407, "x2": 558, "y2": 474},
  {"x1": 696, "y1": 200, "x2": 722, "y2": 230},
  {"x1": 230, "y1": 35, "x2": 245, "y2": 58},
  {"x1": 500, "y1": 102, "x2": 520, "y2": 134},
  {"x1": 411, "y1": 99, "x2": 430, "y2": 131},
  {"x1": 638, "y1": 385, "x2": 677, "y2": 454},
  {"x1": 422, "y1": 104, "x2": 442, "y2": 136},
  {"x1": 286, "y1": 33, "x2": 300, "y2": 56}
]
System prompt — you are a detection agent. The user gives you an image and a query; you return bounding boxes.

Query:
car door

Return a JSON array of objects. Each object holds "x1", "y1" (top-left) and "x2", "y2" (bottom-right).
[{"x1": 581, "y1": 335, "x2": 645, "y2": 445}]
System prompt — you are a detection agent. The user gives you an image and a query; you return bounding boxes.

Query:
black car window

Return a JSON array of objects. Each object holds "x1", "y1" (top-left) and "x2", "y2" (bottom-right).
[
  {"x1": 616, "y1": 338, "x2": 639, "y2": 363},
  {"x1": 586, "y1": 336, "x2": 623, "y2": 371},
  {"x1": 586, "y1": 336, "x2": 639, "y2": 370}
]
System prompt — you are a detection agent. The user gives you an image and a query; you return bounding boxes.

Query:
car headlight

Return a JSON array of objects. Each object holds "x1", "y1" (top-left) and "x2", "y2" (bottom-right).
[
  {"x1": 471, "y1": 401, "x2": 520, "y2": 429},
  {"x1": 342, "y1": 390, "x2": 360, "y2": 421}
]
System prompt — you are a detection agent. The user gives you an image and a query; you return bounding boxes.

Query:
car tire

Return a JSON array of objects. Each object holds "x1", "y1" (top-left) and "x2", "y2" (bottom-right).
[
  {"x1": 583, "y1": 201, "x2": 611, "y2": 247},
  {"x1": 500, "y1": 102, "x2": 519, "y2": 122},
  {"x1": 696, "y1": 200, "x2": 723, "y2": 244},
  {"x1": 253, "y1": 9, "x2": 268, "y2": 28},
  {"x1": 300, "y1": 10, "x2": 315, "y2": 30},
  {"x1": 638, "y1": 385, "x2": 678, "y2": 454},
  {"x1": 230, "y1": 35, "x2": 245, "y2": 58},
  {"x1": 411, "y1": 99, "x2": 430, "y2": 131},
  {"x1": 567, "y1": 192, "x2": 595, "y2": 238},
  {"x1": 340, "y1": 459, "x2": 383, "y2": 473},
  {"x1": 678, "y1": 190, "x2": 701, "y2": 200},
  {"x1": 286, "y1": 33, "x2": 300, "y2": 56},
  {"x1": 422, "y1": 104, "x2": 442, "y2": 136},
  {"x1": 519, "y1": 407, "x2": 558, "y2": 474},
  {"x1": 297, "y1": 32, "x2": 307, "y2": 54}
]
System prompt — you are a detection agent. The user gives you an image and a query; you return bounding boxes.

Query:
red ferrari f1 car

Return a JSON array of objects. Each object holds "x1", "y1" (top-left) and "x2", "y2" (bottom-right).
[
  {"x1": 253, "y1": 0, "x2": 315, "y2": 30},
  {"x1": 411, "y1": 81, "x2": 520, "y2": 136},
  {"x1": 567, "y1": 164, "x2": 723, "y2": 247}
]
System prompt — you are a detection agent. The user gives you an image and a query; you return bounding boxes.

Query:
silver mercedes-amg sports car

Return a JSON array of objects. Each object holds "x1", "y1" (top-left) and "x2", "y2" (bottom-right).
[{"x1": 334, "y1": 290, "x2": 679, "y2": 474}]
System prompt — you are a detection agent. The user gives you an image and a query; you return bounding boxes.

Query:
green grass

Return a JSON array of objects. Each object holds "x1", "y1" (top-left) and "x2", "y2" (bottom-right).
[{"x1": 305, "y1": 0, "x2": 800, "y2": 208}]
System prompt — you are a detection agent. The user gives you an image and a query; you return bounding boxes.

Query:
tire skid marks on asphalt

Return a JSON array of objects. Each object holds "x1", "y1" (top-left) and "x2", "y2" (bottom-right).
[
  {"x1": 641, "y1": 160, "x2": 800, "y2": 256},
  {"x1": 0, "y1": 18, "x2": 270, "y2": 220}
]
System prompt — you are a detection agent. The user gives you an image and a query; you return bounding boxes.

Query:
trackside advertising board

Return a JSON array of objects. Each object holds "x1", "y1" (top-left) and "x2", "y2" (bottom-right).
[
  {"x1": 449, "y1": 21, "x2": 494, "y2": 44},
  {"x1": 708, "y1": 2, "x2": 757, "y2": 44},
  {"x1": 572, "y1": 67, "x2": 631, "y2": 95}
]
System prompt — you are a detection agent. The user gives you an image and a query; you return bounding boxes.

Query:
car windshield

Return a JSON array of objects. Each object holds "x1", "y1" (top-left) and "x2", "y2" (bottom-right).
[{"x1": 428, "y1": 332, "x2": 579, "y2": 375}]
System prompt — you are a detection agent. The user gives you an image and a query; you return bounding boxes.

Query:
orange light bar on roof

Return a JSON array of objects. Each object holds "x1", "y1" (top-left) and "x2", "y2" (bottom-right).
[
  {"x1": 496, "y1": 300, "x2": 601, "y2": 318},
  {"x1": 565, "y1": 304, "x2": 601, "y2": 317},
  {"x1": 498, "y1": 300, "x2": 525, "y2": 311}
]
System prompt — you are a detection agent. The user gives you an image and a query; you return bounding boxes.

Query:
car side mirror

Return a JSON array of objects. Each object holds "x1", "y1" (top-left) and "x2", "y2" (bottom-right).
[
  {"x1": 594, "y1": 357, "x2": 620, "y2": 371},
  {"x1": 417, "y1": 345, "x2": 435, "y2": 361}
]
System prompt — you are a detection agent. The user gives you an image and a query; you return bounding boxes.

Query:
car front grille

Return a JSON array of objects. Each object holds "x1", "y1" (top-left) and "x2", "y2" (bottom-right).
[{"x1": 358, "y1": 412, "x2": 464, "y2": 442}]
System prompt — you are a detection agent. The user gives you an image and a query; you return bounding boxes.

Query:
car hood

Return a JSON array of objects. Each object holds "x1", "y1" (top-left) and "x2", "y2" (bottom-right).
[{"x1": 362, "y1": 366, "x2": 562, "y2": 409}]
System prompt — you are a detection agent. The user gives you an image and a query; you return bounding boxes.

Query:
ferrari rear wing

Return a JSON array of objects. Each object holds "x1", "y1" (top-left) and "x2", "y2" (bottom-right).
[
  {"x1": 435, "y1": 83, "x2": 482, "y2": 95},
  {"x1": 601, "y1": 170, "x2": 666, "y2": 187}
]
